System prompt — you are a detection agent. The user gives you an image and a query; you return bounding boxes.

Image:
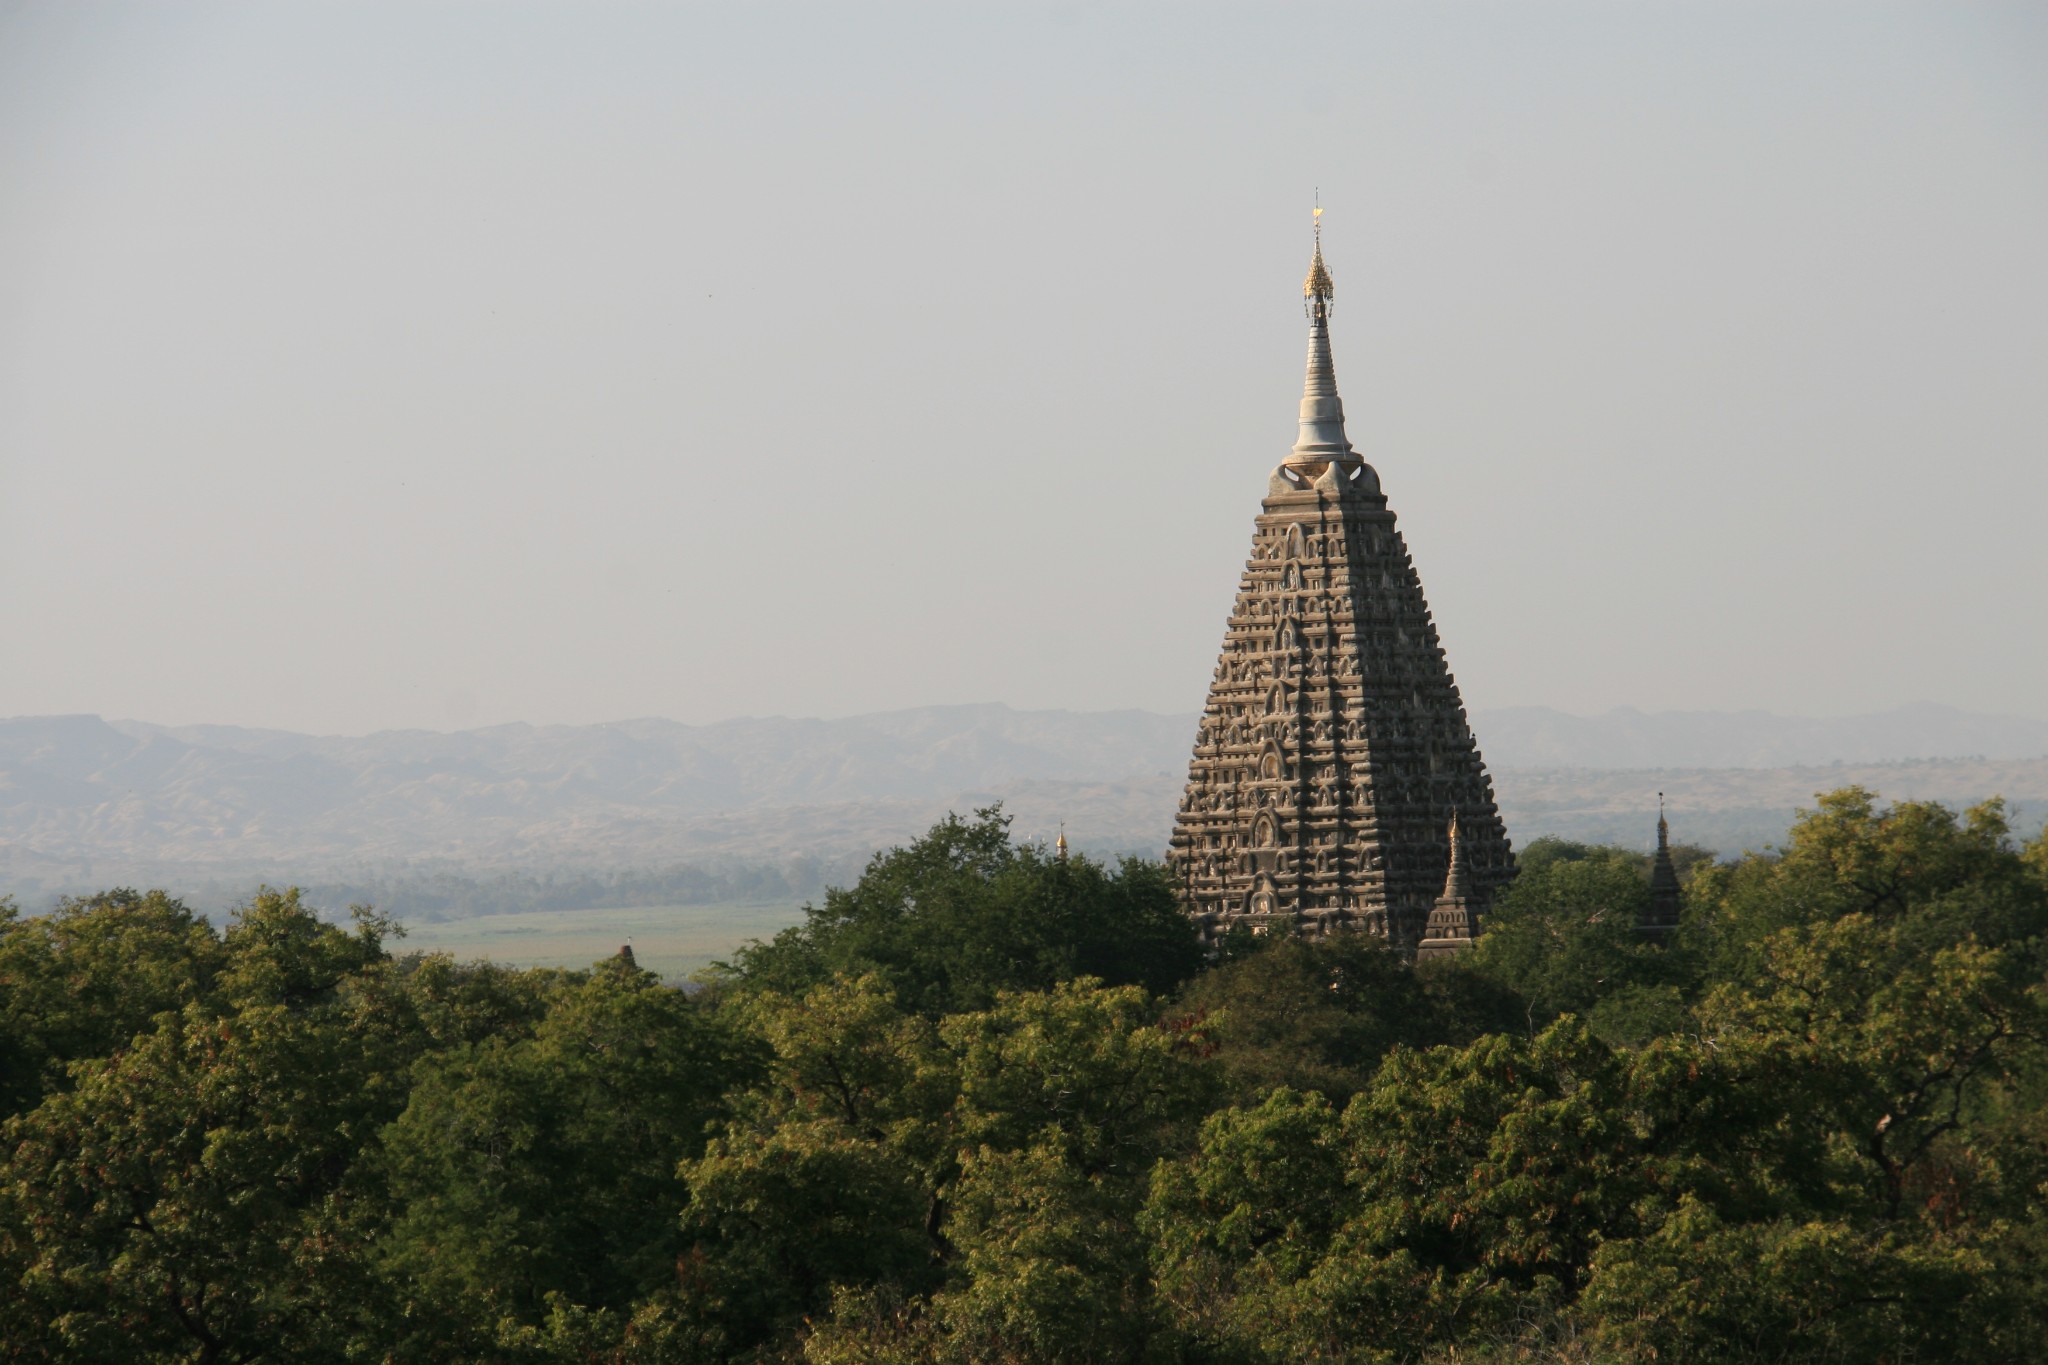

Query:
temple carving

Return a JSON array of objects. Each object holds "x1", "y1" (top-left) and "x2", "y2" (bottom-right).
[{"x1": 1169, "y1": 225, "x2": 1515, "y2": 954}]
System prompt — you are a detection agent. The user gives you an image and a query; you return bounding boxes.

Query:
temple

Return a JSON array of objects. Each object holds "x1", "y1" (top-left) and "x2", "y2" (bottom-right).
[
  {"x1": 1415, "y1": 813, "x2": 1479, "y2": 960},
  {"x1": 1168, "y1": 220, "x2": 1515, "y2": 954}
]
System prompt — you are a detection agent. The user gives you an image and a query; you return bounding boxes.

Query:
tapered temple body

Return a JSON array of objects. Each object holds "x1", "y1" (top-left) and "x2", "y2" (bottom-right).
[{"x1": 1170, "y1": 229, "x2": 1515, "y2": 953}]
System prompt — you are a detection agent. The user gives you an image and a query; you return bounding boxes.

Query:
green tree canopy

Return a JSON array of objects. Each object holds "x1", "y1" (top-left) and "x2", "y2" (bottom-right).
[
  {"x1": 0, "y1": 890, "x2": 402, "y2": 1363},
  {"x1": 373, "y1": 963, "x2": 758, "y2": 1349},
  {"x1": 1174, "y1": 931, "x2": 1524, "y2": 1106},
  {"x1": 0, "y1": 888, "x2": 224, "y2": 1118},
  {"x1": 2, "y1": 789, "x2": 2045, "y2": 1363},
  {"x1": 727, "y1": 808, "x2": 1205, "y2": 1015}
]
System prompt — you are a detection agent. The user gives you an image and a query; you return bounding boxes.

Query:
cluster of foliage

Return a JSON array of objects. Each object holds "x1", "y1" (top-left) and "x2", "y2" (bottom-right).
[{"x1": 2, "y1": 793, "x2": 2046, "y2": 1362}]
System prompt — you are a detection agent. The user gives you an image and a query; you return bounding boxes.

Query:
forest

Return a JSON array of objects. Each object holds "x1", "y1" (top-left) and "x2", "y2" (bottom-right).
[{"x1": 2, "y1": 787, "x2": 2046, "y2": 1363}]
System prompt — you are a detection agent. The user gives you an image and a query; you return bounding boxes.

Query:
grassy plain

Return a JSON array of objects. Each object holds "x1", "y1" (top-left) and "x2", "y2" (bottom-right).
[{"x1": 392, "y1": 901, "x2": 807, "y2": 981}]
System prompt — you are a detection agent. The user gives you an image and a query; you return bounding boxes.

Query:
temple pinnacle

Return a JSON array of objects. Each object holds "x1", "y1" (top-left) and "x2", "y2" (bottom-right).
[
  {"x1": 1304, "y1": 207, "x2": 1334, "y2": 306},
  {"x1": 1290, "y1": 210, "x2": 1353, "y2": 467},
  {"x1": 1416, "y1": 812, "x2": 1479, "y2": 959},
  {"x1": 1442, "y1": 811, "x2": 1471, "y2": 902}
]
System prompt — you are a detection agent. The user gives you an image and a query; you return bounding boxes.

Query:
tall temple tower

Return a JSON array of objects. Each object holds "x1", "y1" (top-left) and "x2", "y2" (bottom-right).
[{"x1": 1169, "y1": 221, "x2": 1514, "y2": 954}]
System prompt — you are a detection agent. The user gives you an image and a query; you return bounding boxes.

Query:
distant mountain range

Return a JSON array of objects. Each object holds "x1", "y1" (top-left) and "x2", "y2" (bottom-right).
[
  {"x1": 1478, "y1": 703, "x2": 2048, "y2": 769},
  {"x1": 3, "y1": 703, "x2": 2044, "y2": 916}
]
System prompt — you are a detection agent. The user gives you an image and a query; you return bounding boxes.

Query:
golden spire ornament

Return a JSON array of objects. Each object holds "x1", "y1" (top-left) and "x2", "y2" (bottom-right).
[{"x1": 1304, "y1": 203, "x2": 1334, "y2": 304}]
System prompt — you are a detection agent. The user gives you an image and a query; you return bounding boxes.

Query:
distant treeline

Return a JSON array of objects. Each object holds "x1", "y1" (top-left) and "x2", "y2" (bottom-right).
[
  {"x1": 3, "y1": 790, "x2": 2046, "y2": 1362},
  {"x1": 293, "y1": 854, "x2": 871, "y2": 921}
]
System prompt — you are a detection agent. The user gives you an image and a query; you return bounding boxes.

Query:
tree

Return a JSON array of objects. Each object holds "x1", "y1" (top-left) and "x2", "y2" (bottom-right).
[
  {"x1": 0, "y1": 888, "x2": 224, "y2": 1118},
  {"x1": 373, "y1": 962, "x2": 755, "y2": 1347},
  {"x1": 922, "y1": 1142, "x2": 1160, "y2": 1364},
  {"x1": 0, "y1": 891, "x2": 654, "y2": 1364},
  {"x1": 1517, "y1": 833, "x2": 1715, "y2": 880},
  {"x1": 1143, "y1": 1022, "x2": 1642, "y2": 1361},
  {"x1": 1174, "y1": 932, "x2": 1521, "y2": 1106},
  {"x1": 4, "y1": 785, "x2": 2041, "y2": 1362},
  {"x1": 665, "y1": 975, "x2": 954, "y2": 1356},
  {"x1": 1687, "y1": 788, "x2": 2048, "y2": 981},
  {"x1": 677, "y1": 1118, "x2": 940, "y2": 1359},
  {"x1": 214, "y1": 887, "x2": 393, "y2": 1010},
  {"x1": 2023, "y1": 817, "x2": 2048, "y2": 892},
  {"x1": 789, "y1": 979, "x2": 1219, "y2": 1365},
  {"x1": 1567, "y1": 794, "x2": 2048, "y2": 1360},
  {"x1": 727, "y1": 809, "x2": 1204, "y2": 1016},
  {"x1": 0, "y1": 888, "x2": 403, "y2": 1365},
  {"x1": 1143, "y1": 1087, "x2": 1348, "y2": 1358},
  {"x1": 943, "y1": 977, "x2": 1219, "y2": 1181},
  {"x1": 1468, "y1": 849, "x2": 1692, "y2": 1040}
]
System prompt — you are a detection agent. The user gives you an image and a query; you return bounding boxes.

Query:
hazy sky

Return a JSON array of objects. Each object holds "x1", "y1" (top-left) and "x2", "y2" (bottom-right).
[{"x1": 3, "y1": 2, "x2": 2044, "y2": 734}]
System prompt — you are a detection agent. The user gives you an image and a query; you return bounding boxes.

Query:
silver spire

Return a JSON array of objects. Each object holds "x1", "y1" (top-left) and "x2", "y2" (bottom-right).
[{"x1": 1289, "y1": 211, "x2": 1354, "y2": 467}]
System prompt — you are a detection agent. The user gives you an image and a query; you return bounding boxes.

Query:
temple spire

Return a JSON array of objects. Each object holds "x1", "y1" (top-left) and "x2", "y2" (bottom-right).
[
  {"x1": 1445, "y1": 812, "x2": 1470, "y2": 898},
  {"x1": 1290, "y1": 206, "x2": 1354, "y2": 467},
  {"x1": 1416, "y1": 812, "x2": 1478, "y2": 959},
  {"x1": 1643, "y1": 793, "x2": 1681, "y2": 940},
  {"x1": 1168, "y1": 223, "x2": 1516, "y2": 955}
]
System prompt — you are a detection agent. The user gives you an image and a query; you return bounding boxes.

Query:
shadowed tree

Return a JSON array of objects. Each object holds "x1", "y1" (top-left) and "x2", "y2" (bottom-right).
[{"x1": 372, "y1": 959, "x2": 757, "y2": 1349}]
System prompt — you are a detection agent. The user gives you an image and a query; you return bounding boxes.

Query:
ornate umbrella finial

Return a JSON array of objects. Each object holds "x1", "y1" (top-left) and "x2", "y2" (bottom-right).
[{"x1": 1305, "y1": 200, "x2": 1334, "y2": 305}]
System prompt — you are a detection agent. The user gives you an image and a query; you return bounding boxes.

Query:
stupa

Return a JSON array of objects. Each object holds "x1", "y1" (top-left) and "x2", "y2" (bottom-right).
[{"x1": 1168, "y1": 217, "x2": 1515, "y2": 954}]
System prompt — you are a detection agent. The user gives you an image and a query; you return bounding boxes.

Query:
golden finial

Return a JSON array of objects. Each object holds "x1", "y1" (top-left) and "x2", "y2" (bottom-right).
[
  {"x1": 1055, "y1": 822, "x2": 1069, "y2": 861},
  {"x1": 1304, "y1": 197, "x2": 1333, "y2": 303}
]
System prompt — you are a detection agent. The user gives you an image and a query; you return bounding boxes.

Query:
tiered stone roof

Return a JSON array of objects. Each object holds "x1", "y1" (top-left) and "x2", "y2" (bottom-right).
[{"x1": 1169, "y1": 230, "x2": 1514, "y2": 954}]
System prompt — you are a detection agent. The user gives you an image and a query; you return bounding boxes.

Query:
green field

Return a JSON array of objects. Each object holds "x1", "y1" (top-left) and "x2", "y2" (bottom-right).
[{"x1": 392, "y1": 901, "x2": 808, "y2": 981}]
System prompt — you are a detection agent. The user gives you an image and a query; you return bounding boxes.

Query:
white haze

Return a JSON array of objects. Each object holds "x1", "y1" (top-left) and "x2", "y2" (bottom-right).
[{"x1": 2, "y1": 2, "x2": 2045, "y2": 734}]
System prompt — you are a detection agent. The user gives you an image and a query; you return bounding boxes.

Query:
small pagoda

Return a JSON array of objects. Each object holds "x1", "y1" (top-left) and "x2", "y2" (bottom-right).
[{"x1": 1415, "y1": 814, "x2": 1480, "y2": 960}]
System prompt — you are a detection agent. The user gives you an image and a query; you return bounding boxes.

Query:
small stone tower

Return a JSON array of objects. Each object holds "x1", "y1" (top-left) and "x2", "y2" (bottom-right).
[
  {"x1": 1415, "y1": 814, "x2": 1479, "y2": 960},
  {"x1": 1642, "y1": 795, "x2": 1682, "y2": 939},
  {"x1": 1169, "y1": 221, "x2": 1514, "y2": 954}
]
